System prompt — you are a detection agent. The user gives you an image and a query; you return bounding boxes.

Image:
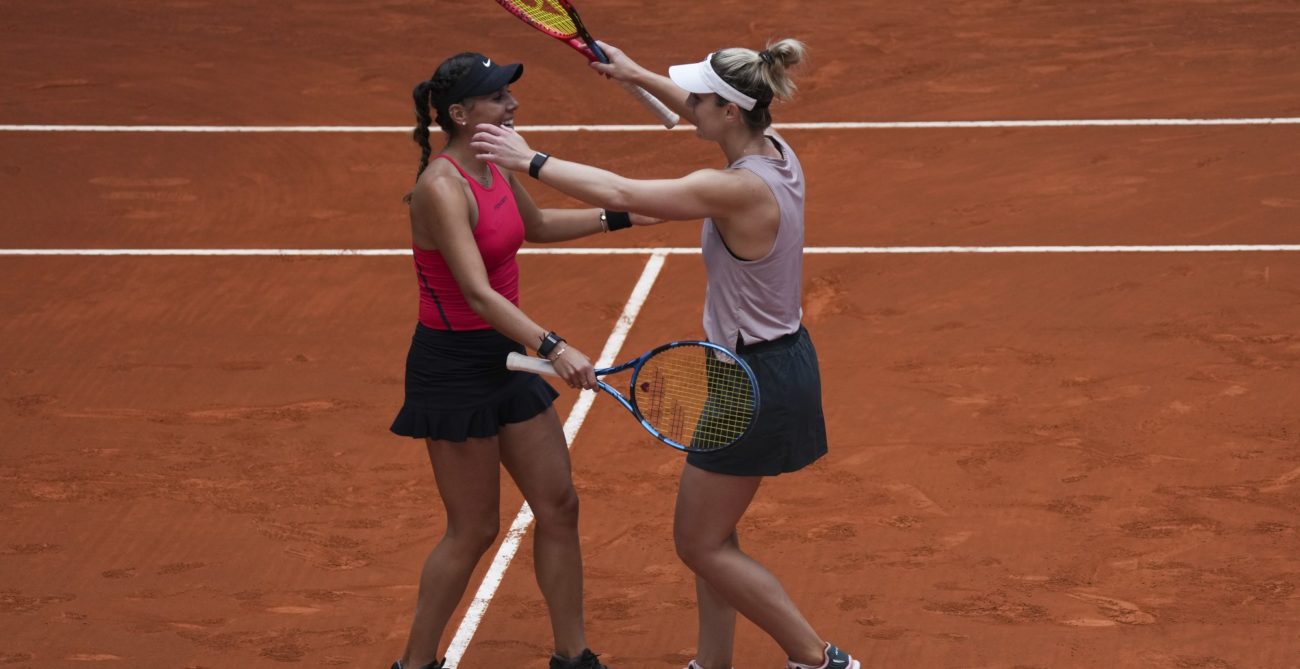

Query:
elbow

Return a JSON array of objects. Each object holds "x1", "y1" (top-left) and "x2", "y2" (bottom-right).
[
  {"x1": 605, "y1": 182, "x2": 637, "y2": 212},
  {"x1": 523, "y1": 227, "x2": 549, "y2": 244},
  {"x1": 463, "y1": 289, "x2": 497, "y2": 317}
]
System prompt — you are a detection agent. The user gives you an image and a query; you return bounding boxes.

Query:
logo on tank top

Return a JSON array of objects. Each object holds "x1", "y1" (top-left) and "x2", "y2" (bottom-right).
[{"x1": 494, "y1": 195, "x2": 509, "y2": 210}]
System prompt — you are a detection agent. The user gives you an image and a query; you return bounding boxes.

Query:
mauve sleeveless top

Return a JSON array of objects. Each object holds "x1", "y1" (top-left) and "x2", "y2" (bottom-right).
[{"x1": 701, "y1": 134, "x2": 805, "y2": 349}]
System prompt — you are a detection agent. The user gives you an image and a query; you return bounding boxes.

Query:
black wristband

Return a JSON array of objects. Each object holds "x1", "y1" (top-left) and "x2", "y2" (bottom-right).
[
  {"x1": 537, "y1": 331, "x2": 565, "y2": 358},
  {"x1": 528, "y1": 152, "x2": 550, "y2": 179},
  {"x1": 603, "y1": 210, "x2": 632, "y2": 231}
]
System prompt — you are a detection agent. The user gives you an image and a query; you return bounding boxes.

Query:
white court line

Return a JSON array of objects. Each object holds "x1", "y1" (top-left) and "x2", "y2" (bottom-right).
[
  {"x1": 443, "y1": 251, "x2": 667, "y2": 669},
  {"x1": 3, "y1": 117, "x2": 1300, "y2": 133},
  {"x1": 3, "y1": 245, "x2": 1300, "y2": 256}
]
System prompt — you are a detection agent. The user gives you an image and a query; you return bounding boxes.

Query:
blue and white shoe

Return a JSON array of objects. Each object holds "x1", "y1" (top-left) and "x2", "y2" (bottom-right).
[
  {"x1": 786, "y1": 643, "x2": 860, "y2": 669},
  {"x1": 823, "y1": 644, "x2": 859, "y2": 669}
]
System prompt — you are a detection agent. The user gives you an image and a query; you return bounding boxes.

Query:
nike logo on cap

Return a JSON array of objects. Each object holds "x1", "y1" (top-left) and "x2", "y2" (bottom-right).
[{"x1": 483, "y1": 58, "x2": 492, "y2": 67}]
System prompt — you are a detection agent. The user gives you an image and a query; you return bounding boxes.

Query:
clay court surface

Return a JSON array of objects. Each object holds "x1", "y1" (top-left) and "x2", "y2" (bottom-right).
[{"x1": 3, "y1": 1, "x2": 1300, "y2": 667}]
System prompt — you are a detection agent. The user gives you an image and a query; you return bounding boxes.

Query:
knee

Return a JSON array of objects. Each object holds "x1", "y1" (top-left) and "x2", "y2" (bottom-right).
[
  {"x1": 530, "y1": 485, "x2": 580, "y2": 530},
  {"x1": 448, "y1": 519, "x2": 500, "y2": 557},
  {"x1": 674, "y1": 524, "x2": 736, "y2": 573},
  {"x1": 674, "y1": 529, "x2": 711, "y2": 572}
]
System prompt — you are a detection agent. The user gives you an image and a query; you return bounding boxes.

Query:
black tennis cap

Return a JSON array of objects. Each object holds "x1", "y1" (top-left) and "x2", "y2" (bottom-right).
[{"x1": 433, "y1": 54, "x2": 523, "y2": 107}]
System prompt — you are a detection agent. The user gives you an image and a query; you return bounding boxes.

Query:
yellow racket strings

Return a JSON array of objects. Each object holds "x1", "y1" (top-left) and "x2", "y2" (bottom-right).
[
  {"x1": 636, "y1": 346, "x2": 756, "y2": 451},
  {"x1": 503, "y1": 0, "x2": 579, "y2": 37}
]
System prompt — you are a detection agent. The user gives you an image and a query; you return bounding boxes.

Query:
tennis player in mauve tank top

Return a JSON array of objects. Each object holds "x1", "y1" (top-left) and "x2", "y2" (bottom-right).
[{"x1": 474, "y1": 37, "x2": 859, "y2": 669}]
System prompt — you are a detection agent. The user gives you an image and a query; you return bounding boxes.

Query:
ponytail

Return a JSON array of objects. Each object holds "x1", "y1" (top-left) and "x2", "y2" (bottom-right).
[
  {"x1": 403, "y1": 53, "x2": 482, "y2": 203},
  {"x1": 711, "y1": 38, "x2": 807, "y2": 130},
  {"x1": 412, "y1": 81, "x2": 435, "y2": 179}
]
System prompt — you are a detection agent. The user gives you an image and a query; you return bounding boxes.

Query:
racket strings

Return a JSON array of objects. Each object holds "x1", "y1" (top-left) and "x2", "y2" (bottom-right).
[
  {"x1": 634, "y1": 346, "x2": 757, "y2": 451},
  {"x1": 499, "y1": 0, "x2": 579, "y2": 37}
]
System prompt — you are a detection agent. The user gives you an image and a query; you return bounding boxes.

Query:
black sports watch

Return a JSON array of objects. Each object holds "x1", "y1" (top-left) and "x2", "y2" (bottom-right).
[
  {"x1": 528, "y1": 152, "x2": 551, "y2": 179},
  {"x1": 537, "y1": 331, "x2": 565, "y2": 358}
]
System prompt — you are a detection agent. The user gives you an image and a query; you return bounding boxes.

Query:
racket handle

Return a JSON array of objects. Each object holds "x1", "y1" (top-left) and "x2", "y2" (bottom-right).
[
  {"x1": 619, "y1": 81, "x2": 679, "y2": 128},
  {"x1": 506, "y1": 351, "x2": 559, "y2": 377}
]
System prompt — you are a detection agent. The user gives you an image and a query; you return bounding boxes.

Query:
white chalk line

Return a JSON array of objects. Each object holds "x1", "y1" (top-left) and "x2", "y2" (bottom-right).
[
  {"x1": 3, "y1": 117, "x2": 1300, "y2": 133},
  {"x1": 4, "y1": 245, "x2": 1300, "y2": 257}
]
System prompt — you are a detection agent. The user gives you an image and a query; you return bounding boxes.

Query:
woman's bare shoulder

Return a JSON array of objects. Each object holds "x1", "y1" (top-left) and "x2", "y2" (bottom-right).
[{"x1": 412, "y1": 160, "x2": 471, "y2": 205}]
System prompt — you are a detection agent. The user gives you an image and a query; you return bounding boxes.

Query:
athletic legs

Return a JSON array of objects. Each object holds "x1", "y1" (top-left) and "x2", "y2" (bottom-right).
[
  {"x1": 674, "y1": 464, "x2": 826, "y2": 667},
  {"x1": 400, "y1": 434, "x2": 505, "y2": 669},
  {"x1": 499, "y1": 406, "x2": 593, "y2": 659}
]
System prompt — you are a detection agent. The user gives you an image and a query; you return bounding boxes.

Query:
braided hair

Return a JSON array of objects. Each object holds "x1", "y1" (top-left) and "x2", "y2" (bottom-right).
[{"x1": 404, "y1": 52, "x2": 484, "y2": 202}]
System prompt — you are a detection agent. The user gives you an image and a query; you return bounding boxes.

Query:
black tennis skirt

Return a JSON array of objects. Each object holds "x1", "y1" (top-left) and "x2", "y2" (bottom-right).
[
  {"x1": 685, "y1": 326, "x2": 828, "y2": 476},
  {"x1": 390, "y1": 323, "x2": 559, "y2": 442}
]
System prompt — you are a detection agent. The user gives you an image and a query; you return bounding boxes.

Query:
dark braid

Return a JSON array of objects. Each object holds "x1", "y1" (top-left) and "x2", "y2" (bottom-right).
[
  {"x1": 411, "y1": 81, "x2": 435, "y2": 179},
  {"x1": 404, "y1": 52, "x2": 485, "y2": 203}
]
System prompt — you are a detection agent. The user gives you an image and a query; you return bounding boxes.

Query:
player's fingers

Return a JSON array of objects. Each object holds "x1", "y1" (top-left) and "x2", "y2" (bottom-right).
[
  {"x1": 578, "y1": 360, "x2": 597, "y2": 389},
  {"x1": 594, "y1": 39, "x2": 618, "y2": 56},
  {"x1": 558, "y1": 364, "x2": 579, "y2": 389},
  {"x1": 562, "y1": 360, "x2": 586, "y2": 389}
]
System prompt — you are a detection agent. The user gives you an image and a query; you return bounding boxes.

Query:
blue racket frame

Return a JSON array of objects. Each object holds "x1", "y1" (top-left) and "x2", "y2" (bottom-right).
[{"x1": 508, "y1": 340, "x2": 761, "y2": 453}]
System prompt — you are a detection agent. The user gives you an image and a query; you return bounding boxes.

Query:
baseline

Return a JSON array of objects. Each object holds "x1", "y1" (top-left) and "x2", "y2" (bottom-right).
[
  {"x1": 3, "y1": 245, "x2": 1300, "y2": 257},
  {"x1": 3, "y1": 117, "x2": 1300, "y2": 134}
]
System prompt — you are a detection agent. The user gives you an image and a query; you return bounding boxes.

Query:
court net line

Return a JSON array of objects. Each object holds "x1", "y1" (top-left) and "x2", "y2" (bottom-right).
[
  {"x1": 4, "y1": 245, "x2": 1300, "y2": 256},
  {"x1": 3, "y1": 117, "x2": 1300, "y2": 133},
  {"x1": 444, "y1": 251, "x2": 667, "y2": 669}
]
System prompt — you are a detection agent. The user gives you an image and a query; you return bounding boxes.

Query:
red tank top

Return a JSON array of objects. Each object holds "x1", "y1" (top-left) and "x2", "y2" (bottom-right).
[{"x1": 413, "y1": 155, "x2": 524, "y2": 331}]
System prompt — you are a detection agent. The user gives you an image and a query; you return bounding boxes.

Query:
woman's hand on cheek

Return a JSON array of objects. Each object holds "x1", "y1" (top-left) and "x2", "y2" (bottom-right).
[{"x1": 471, "y1": 123, "x2": 533, "y2": 173}]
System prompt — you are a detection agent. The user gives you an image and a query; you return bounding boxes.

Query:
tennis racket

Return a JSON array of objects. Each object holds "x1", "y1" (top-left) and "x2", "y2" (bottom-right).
[
  {"x1": 507, "y1": 341, "x2": 759, "y2": 452},
  {"x1": 494, "y1": 0, "x2": 680, "y2": 128}
]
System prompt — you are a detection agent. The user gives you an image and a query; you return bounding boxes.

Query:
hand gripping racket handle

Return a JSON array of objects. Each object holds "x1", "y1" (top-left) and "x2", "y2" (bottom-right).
[
  {"x1": 506, "y1": 351, "x2": 559, "y2": 376},
  {"x1": 577, "y1": 18, "x2": 677, "y2": 128},
  {"x1": 619, "y1": 80, "x2": 679, "y2": 128}
]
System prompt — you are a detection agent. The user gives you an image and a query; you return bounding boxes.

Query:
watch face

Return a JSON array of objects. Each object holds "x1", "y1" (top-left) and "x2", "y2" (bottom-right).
[{"x1": 539, "y1": 331, "x2": 564, "y2": 357}]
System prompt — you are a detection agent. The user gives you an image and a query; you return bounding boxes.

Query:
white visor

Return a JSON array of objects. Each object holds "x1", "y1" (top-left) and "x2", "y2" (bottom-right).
[{"x1": 668, "y1": 53, "x2": 760, "y2": 111}]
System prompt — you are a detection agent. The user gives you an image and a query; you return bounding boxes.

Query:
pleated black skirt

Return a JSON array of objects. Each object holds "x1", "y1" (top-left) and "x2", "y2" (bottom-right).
[{"x1": 390, "y1": 323, "x2": 558, "y2": 442}]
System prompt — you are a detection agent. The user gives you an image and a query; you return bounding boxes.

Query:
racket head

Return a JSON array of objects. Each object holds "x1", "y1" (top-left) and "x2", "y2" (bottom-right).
[
  {"x1": 495, "y1": 0, "x2": 578, "y2": 38},
  {"x1": 626, "y1": 341, "x2": 760, "y2": 453},
  {"x1": 495, "y1": 0, "x2": 605, "y2": 63},
  {"x1": 553, "y1": 0, "x2": 610, "y2": 63}
]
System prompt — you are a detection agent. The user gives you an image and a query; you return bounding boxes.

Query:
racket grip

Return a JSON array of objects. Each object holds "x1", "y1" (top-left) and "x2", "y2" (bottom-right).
[
  {"x1": 620, "y1": 81, "x2": 679, "y2": 128},
  {"x1": 506, "y1": 351, "x2": 559, "y2": 377}
]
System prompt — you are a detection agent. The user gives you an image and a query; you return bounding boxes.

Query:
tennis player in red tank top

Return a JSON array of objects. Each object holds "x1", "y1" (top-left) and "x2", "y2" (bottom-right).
[{"x1": 389, "y1": 53, "x2": 653, "y2": 669}]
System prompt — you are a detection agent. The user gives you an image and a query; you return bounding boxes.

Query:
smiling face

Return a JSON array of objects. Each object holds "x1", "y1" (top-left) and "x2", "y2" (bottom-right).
[{"x1": 450, "y1": 85, "x2": 518, "y2": 133}]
